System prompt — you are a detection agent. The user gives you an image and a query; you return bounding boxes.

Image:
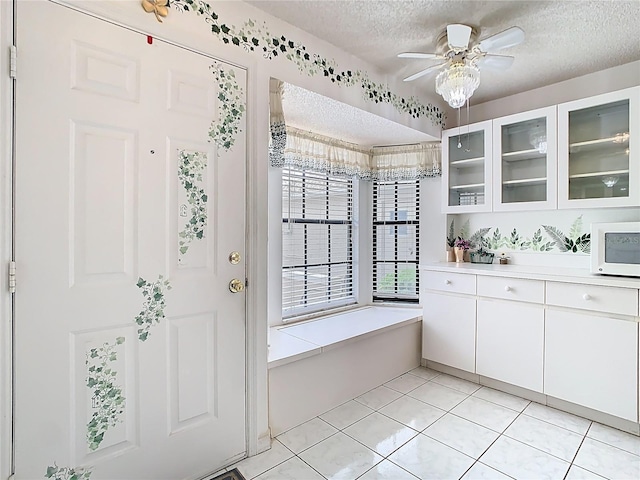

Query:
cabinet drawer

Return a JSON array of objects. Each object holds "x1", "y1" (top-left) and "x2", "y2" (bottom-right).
[
  {"x1": 423, "y1": 271, "x2": 475, "y2": 295},
  {"x1": 477, "y1": 276, "x2": 544, "y2": 304},
  {"x1": 546, "y1": 282, "x2": 638, "y2": 317}
]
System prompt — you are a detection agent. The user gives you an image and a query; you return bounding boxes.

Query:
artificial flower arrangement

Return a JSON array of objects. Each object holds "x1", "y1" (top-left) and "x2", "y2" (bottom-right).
[
  {"x1": 454, "y1": 237, "x2": 471, "y2": 250},
  {"x1": 453, "y1": 237, "x2": 471, "y2": 263}
]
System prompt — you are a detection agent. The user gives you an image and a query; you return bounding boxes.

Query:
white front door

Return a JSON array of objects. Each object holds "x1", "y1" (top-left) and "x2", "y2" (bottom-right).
[{"x1": 15, "y1": 2, "x2": 247, "y2": 479}]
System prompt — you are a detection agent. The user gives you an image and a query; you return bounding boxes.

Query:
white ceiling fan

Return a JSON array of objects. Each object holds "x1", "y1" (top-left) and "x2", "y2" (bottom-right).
[{"x1": 399, "y1": 24, "x2": 525, "y2": 108}]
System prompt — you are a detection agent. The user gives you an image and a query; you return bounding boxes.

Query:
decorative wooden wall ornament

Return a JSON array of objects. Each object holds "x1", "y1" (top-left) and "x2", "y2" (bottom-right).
[{"x1": 141, "y1": 0, "x2": 169, "y2": 23}]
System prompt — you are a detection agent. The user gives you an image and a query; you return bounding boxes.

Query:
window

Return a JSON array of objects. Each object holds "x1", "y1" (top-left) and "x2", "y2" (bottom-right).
[
  {"x1": 372, "y1": 180, "x2": 420, "y2": 302},
  {"x1": 282, "y1": 166, "x2": 356, "y2": 317}
]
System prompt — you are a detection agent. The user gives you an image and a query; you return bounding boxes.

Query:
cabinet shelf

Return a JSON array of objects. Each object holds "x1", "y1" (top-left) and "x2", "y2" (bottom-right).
[
  {"x1": 502, "y1": 177, "x2": 547, "y2": 187},
  {"x1": 570, "y1": 134, "x2": 629, "y2": 149},
  {"x1": 569, "y1": 169, "x2": 629, "y2": 179},
  {"x1": 450, "y1": 183, "x2": 484, "y2": 190},
  {"x1": 502, "y1": 149, "x2": 546, "y2": 162},
  {"x1": 450, "y1": 157, "x2": 484, "y2": 167},
  {"x1": 569, "y1": 135, "x2": 630, "y2": 154}
]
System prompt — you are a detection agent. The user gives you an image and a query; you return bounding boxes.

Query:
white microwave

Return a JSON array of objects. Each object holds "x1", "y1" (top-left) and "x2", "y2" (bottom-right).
[{"x1": 591, "y1": 222, "x2": 640, "y2": 278}]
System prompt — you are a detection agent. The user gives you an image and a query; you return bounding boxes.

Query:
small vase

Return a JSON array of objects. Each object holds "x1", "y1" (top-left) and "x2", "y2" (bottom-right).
[
  {"x1": 454, "y1": 247, "x2": 465, "y2": 263},
  {"x1": 446, "y1": 249, "x2": 456, "y2": 262}
]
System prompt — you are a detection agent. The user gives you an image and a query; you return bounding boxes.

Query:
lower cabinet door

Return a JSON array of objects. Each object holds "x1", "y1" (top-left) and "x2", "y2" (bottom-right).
[
  {"x1": 422, "y1": 292, "x2": 476, "y2": 372},
  {"x1": 545, "y1": 309, "x2": 638, "y2": 421},
  {"x1": 476, "y1": 299, "x2": 544, "y2": 392}
]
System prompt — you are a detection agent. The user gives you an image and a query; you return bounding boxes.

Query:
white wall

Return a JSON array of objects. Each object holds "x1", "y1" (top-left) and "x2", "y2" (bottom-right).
[{"x1": 465, "y1": 61, "x2": 640, "y2": 126}]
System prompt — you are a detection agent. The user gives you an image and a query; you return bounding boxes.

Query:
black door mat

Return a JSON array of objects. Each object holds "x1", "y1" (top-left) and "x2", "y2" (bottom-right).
[{"x1": 208, "y1": 468, "x2": 246, "y2": 480}]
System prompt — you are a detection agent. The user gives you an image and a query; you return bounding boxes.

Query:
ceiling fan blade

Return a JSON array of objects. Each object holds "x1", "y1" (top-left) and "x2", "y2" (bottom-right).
[
  {"x1": 479, "y1": 54, "x2": 515, "y2": 70},
  {"x1": 398, "y1": 52, "x2": 440, "y2": 59},
  {"x1": 479, "y1": 26, "x2": 525, "y2": 51},
  {"x1": 403, "y1": 63, "x2": 446, "y2": 82},
  {"x1": 447, "y1": 24, "x2": 472, "y2": 50}
]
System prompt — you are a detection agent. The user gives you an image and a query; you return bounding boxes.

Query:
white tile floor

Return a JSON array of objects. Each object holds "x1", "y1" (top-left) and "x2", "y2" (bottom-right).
[{"x1": 223, "y1": 367, "x2": 640, "y2": 480}]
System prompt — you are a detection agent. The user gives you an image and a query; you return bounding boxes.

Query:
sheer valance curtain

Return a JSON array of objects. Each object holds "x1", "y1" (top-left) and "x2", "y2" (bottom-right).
[{"x1": 269, "y1": 79, "x2": 441, "y2": 181}]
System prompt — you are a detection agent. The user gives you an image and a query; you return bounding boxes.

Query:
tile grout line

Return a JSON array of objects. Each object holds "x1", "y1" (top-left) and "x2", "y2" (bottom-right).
[{"x1": 562, "y1": 421, "x2": 592, "y2": 480}]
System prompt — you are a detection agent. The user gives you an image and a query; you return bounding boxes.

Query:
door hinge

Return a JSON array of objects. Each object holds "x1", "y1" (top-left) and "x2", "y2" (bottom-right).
[
  {"x1": 10, "y1": 45, "x2": 17, "y2": 79},
  {"x1": 8, "y1": 261, "x2": 16, "y2": 293}
]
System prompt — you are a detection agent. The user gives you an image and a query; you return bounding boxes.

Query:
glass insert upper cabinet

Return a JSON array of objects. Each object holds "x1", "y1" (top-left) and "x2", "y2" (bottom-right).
[
  {"x1": 558, "y1": 87, "x2": 639, "y2": 209},
  {"x1": 492, "y1": 106, "x2": 557, "y2": 211},
  {"x1": 441, "y1": 120, "x2": 492, "y2": 213}
]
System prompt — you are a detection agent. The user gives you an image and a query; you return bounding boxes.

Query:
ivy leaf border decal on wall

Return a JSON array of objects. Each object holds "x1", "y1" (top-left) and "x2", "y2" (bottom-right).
[{"x1": 172, "y1": 0, "x2": 445, "y2": 127}]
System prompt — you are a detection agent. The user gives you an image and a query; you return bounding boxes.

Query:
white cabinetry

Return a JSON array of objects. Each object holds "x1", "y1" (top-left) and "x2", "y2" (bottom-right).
[
  {"x1": 545, "y1": 309, "x2": 638, "y2": 421},
  {"x1": 544, "y1": 281, "x2": 639, "y2": 421},
  {"x1": 421, "y1": 265, "x2": 640, "y2": 425},
  {"x1": 557, "y1": 87, "x2": 639, "y2": 209},
  {"x1": 442, "y1": 87, "x2": 639, "y2": 212},
  {"x1": 421, "y1": 271, "x2": 476, "y2": 372},
  {"x1": 476, "y1": 277, "x2": 544, "y2": 392},
  {"x1": 441, "y1": 120, "x2": 492, "y2": 213},
  {"x1": 492, "y1": 106, "x2": 557, "y2": 211}
]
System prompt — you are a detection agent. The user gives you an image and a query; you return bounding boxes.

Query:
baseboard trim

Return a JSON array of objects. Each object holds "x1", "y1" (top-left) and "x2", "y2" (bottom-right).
[{"x1": 423, "y1": 359, "x2": 640, "y2": 436}]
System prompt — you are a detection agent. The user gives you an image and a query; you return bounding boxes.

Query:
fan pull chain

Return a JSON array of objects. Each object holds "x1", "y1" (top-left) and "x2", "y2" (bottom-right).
[
  {"x1": 457, "y1": 107, "x2": 462, "y2": 148},
  {"x1": 465, "y1": 98, "x2": 471, "y2": 152}
]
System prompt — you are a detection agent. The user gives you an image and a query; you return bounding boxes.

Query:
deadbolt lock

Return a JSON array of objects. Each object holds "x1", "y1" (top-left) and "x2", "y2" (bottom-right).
[
  {"x1": 229, "y1": 278, "x2": 245, "y2": 293},
  {"x1": 228, "y1": 251, "x2": 241, "y2": 264}
]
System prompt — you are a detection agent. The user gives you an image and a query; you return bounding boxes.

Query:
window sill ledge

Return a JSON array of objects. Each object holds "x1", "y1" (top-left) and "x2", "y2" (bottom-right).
[{"x1": 268, "y1": 305, "x2": 422, "y2": 369}]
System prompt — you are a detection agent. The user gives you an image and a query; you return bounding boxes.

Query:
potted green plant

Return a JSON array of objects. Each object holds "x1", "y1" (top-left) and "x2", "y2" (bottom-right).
[
  {"x1": 470, "y1": 238, "x2": 495, "y2": 264},
  {"x1": 446, "y1": 220, "x2": 456, "y2": 262}
]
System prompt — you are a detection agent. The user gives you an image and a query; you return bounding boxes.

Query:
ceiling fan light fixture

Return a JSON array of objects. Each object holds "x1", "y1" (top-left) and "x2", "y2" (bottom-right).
[{"x1": 435, "y1": 62, "x2": 480, "y2": 109}]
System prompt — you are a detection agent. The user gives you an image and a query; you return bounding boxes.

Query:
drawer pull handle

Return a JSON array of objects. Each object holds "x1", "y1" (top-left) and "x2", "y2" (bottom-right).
[
  {"x1": 583, "y1": 294, "x2": 591, "y2": 301},
  {"x1": 504, "y1": 286, "x2": 512, "y2": 292},
  {"x1": 445, "y1": 280, "x2": 452, "y2": 285}
]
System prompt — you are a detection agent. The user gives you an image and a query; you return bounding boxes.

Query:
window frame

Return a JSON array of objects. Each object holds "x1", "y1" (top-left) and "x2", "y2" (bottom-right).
[
  {"x1": 372, "y1": 179, "x2": 420, "y2": 303},
  {"x1": 281, "y1": 166, "x2": 358, "y2": 318}
]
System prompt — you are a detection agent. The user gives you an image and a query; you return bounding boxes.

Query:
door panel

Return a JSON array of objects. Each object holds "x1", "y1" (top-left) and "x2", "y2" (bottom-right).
[{"x1": 15, "y1": 2, "x2": 246, "y2": 478}]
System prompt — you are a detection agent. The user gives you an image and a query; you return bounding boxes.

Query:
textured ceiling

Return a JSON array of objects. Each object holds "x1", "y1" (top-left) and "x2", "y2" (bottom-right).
[
  {"x1": 248, "y1": 0, "x2": 640, "y2": 105},
  {"x1": 282, "y1": 83, "x2": 438, "y2": 146},
  {"x1": 250, "y1": 0, "x2": 640, "y2": 146}
]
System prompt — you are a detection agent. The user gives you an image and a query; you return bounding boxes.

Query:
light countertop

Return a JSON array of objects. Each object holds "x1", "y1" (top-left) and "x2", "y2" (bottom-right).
[{"x1": 420, "y1": 262, "x2": 640, "y2": 289}]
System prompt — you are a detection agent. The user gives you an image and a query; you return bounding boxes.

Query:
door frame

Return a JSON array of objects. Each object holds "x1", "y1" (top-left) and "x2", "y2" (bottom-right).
[
  {"x1": 0, "y1": 0, "x2": 15, "y2": 478},
  {"x1": 0, "y1": 1, "x2": 268, "y2": 477}
]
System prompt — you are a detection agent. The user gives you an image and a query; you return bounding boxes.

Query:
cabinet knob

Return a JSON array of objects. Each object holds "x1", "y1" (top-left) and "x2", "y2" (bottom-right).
[
  {"x1": 583, "y1": 294, "x2": 591, "y2": 301},
  {"x1": 445, "y1": 280, "x2": 452, "y2": 285},
  {"x1": 504, "y1": 286, "x2": 512, "y2": 292}
]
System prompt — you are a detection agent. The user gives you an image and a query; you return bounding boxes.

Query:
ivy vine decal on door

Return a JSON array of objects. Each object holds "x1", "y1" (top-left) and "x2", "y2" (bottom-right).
[
  {"x1": 178, "y1": 151, "x2": 208, "y2": 256},
  {"x1": 45, "y1": 464, "x2": 92, "y2": 480},
  {"x1": 179, "y1": 65, "x2": 245, "y2": 257},
  {"x1": 210, "y1": 63, "x2": 245, "y2": 150},
  {"x1": 172, "y1": 0, "x2": 445, "y2": 127},
  {"x1": 86, "y1": 337, "x2": 126, "y2": 451},
  {"x1": 135, "y1": 276, "x2": 172, "y2": 341}
]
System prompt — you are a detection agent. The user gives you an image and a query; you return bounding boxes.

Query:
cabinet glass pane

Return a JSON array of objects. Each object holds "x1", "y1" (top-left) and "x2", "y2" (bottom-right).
[
  {"x1": 500, "y1": 117, "x2": 548, "y2": 204},
  {"x1": 448, "y1": 130, "x2": 485, "y2": 207},
  {"x1": 568, "y1": 99, "x2": 629, "y2": 200}
]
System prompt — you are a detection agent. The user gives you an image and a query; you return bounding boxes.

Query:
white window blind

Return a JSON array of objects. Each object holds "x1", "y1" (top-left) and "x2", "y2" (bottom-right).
[
  {"x1": 372, "y1": 180, "x2": 420, "y2": 301},
  {"x1": 282, "y1": 166, "x2": 356, "y2": 317}
]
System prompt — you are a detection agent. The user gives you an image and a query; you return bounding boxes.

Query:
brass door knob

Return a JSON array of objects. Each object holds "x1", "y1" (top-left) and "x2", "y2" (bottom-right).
[{"x1": 229, "y1": 279, "x2": 245, "y2": 293}]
